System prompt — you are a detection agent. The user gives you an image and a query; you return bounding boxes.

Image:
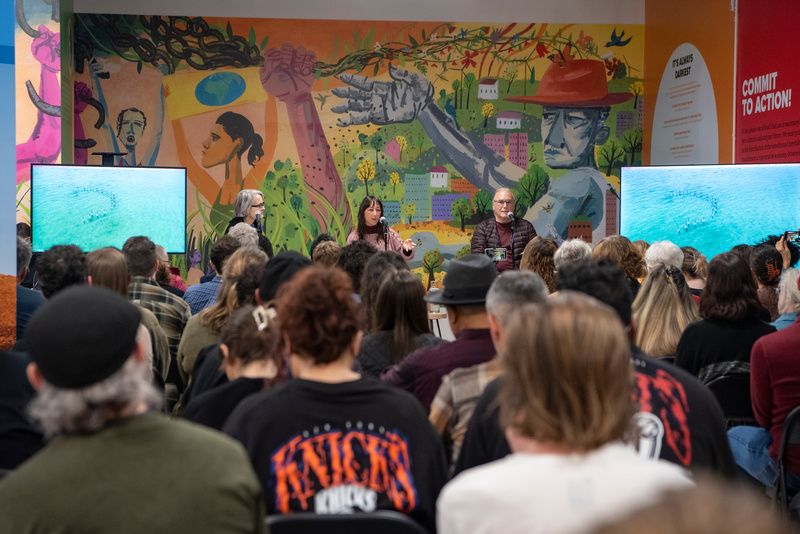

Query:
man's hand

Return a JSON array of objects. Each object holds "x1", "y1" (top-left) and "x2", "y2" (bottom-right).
[
  {"x1": 259, "y1": 44, "x2": 316, "y2": 103},
  {"x1": 332, "y1": 65, "x2": 433, "y2": 126}
]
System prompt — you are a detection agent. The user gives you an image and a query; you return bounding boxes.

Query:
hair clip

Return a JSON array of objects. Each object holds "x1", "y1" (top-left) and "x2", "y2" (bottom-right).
[{"x1": 252, "y1": 305, "x2": 277, "y2": 331}]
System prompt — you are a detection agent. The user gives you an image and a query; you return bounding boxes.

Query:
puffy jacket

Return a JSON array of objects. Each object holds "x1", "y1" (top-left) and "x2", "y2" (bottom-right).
[{"x1": 470, "y1": 217, "x2": 537, "y2": 269}]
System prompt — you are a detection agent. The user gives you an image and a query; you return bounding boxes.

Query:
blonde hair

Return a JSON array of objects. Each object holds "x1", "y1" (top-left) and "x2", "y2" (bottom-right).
[
  {"x1": 199, "y1": 246, "x2": 267, "y2": 333},
  {"x1": 499, "y1": 292, "x2": 634, "y2": 451},
  {"x1": 632, "y1": 265, "x2": 699, "y2": 357}
]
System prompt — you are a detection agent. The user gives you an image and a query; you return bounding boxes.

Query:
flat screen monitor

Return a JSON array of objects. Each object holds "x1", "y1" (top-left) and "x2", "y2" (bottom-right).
[
  {"x1": 31, "y1": 164, "x2": 187, "y2": 253},
  {"x1": 620, "y1": 164, "x2": 800, "y2": 259}
]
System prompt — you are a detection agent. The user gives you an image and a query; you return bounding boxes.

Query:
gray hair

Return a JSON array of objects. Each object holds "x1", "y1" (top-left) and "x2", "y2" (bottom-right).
[
  {"x1": 645, "y1": 241, "x2": 684, "y2": 272},
  {"x1": 553, "y1": 239, "x2": 592, "y2": 271},
  {"x1": 17, "y1": 235, "x2": 32, "y2": 277},
  {"x1": 228, "y1": 222, "x2": 259, "y2": 247},
  {"x1": 486, "y1": 271, "x2": 548, "y2": 325},
  {"x1": 28, "y1": 326, "x2": 160, "y2": 437},
  {"x1": 778, "y1": 268, "x2": 800, "y2": 315},
  {"x1": 234, "y1": 189, "x2": 263, "y2": 218}
]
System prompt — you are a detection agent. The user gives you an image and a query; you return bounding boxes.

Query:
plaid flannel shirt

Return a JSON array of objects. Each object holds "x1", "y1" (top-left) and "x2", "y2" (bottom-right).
[{"x1": 129, "y1": 276, "x2": 190, "y2": 360}]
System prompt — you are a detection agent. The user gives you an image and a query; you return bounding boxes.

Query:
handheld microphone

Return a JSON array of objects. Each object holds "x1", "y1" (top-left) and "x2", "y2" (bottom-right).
[
  {"x1": 507, "y1": 212, "x2": 515, "y2": 223},
  {"x1": 379, "y1": 216, "x2": 387, "y2": 226}
]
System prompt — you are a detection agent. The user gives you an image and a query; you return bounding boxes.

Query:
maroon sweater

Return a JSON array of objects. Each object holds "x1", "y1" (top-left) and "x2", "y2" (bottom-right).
[{"x1": 751, "y1": 318, "x2": 800, "y2": 474}]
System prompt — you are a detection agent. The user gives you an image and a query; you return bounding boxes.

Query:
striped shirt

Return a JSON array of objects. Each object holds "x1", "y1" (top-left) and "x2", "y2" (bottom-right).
[{"x1": 183, "y1": 275, "x2": 223, "y2": 315}]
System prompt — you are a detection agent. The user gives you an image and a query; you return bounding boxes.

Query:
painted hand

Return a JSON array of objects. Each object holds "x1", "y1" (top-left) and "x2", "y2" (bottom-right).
[
  {"x1": 31, "y1": 25, "x2": 60, "y2": 72},
  {"x1": 331, "y1": 65, "x2": 433, "y2": 126},
  {"x1": 259, "y1": 44, "x2": 316, "y2": 102}
]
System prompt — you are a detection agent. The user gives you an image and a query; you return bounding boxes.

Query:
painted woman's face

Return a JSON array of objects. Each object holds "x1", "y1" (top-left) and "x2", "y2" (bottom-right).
[
  {"x1": 364, "y1": 201, "x2": 382, "y2": 226},
  {"x1": 201, "y1": 123, "x2": 239, "y2": 168}
]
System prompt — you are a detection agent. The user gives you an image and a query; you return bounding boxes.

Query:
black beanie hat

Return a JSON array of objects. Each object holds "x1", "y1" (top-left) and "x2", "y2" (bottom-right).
[
  {"x1": 27, "y1": 286, "x2": 142, "y2": 389},
  {"x1": 258, "y1": 251, "x2": 311, "y2": 302}
]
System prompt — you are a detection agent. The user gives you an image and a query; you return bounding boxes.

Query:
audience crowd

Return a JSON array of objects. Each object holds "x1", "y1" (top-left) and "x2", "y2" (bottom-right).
[{"x1": 4, "y1": 221, "x2": 800, "y2": 533}]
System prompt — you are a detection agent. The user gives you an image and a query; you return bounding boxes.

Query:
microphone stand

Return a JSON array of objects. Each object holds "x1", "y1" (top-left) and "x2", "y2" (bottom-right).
[
  {"x1": 383, "y1": 223, "x2": 389, "y2": 251},
  {"x1": 509, "y1": 213, "x2": 516, "y2": 269}
]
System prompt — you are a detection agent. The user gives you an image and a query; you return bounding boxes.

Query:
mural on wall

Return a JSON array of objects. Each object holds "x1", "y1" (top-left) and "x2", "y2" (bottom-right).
[
  {"x1": 15, "y1": 0, "x2": 62, "y2": 222},
  {"x1": 68, "y1": 15, "x2": 643, "y2": 285}
]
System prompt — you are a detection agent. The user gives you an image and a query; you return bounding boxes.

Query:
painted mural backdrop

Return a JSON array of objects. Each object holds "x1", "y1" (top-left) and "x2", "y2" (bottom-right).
[{"x1": 69, "y1": 15, "x2": 643, "y2": 285}]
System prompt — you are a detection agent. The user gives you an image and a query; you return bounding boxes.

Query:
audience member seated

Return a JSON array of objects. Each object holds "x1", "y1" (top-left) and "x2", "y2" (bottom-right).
[
  {"x1": 86, "y1": 247, "x2": 171, "y2": 383},
  {"x1": 183, "y1": 304, "x2": 284, "y2": 430},
  {"x1": 631, "y1": 239, "x2": 650, "y2": 264},
  {"x1": 224, "y1": 267, "x2": 446, "y2": 531},
  {"x1": 644, "y1": 240, "x2": 684, "y2": 272},
  {"x1": 16, "y1": 222, "x2": 39, "y2": 289},
  {"x1": 553, "y1": 238, "x2": 593, "y2": 274},
  {"x1": 0, "y1": 349, "x2": 43, "y2": 470},
  {"x1": 382, "y1": 255, "x2": 497, "y2": 411},
  {"x1": 183, "y1": 235, "x2": 241, "y2": 315},
  {"x1": 359, "y1": 251, "x2": 409, "y2": 334},
  {"x1": 771, "y1": 268, "x2": 800, "y2": 330},
  {"x1": 0, "y1": 287, "x2": 265, "y2": 533},
  {"x1": 336, "y1": 240, "x2": 377, "y2": 295},
  {"x1": 593, "y1": 475, "x2": 790, "y2": 534},
  {"x1": 308, "y1": 232, "x2": 335, "y2": 257},
  {"x1": 177, "y1": 247, "x2": 267, "y2": 381},
  {"x1": 154, "y1": 244, "x2": 187, "y2": 296},
  {"x1": 437, "y1": 293, "x2": 692, "y2": 534},
  {"x1": 750, "y1": 244, "x2": 783, "y2": 321},
  {"x1": 430, "y1": 271, "x2": 548, "y2": 469},
  {"x1": 15, "y1": 236, "x2": 43, "y2": 344},
  {"x1": 676, "y1": 252, "x2": 775, "y2": 384},
  {"x1": 36, "y1": 244, "x2": 87, "y2": 300},
  {"x1": 632, "y1": 264, "x2": 699, "y2": 360},
  {"x1": 310, "y1": 240, "x2": 341, "y2": 267},
  {"x1": 681, "y1": 245, "x2": 708, "y2": 299},
  {"x1": 592, "y1": 235, "x2": 645, "y2": 296},
  {"x1": 728, "y1": 280, "x2": 800, "y2": 491},
  {"x1": 358, "y1": 270, "x2": 444, "y2": 378},
  {"x1": 123, "y1": 236, "x2": 191, "y2": 387},
  {"x1": 456, "y1": 260, "x2": 737, "y2": 478},
  {"x1": 519, "y1": 236, "x2": 557, "y2": 293},
  {"x1": 228, "y1": 222, "x2": 259, "y2": 248}
]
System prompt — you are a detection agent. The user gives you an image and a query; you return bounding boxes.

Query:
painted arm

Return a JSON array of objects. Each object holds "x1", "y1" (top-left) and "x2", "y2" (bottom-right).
[
  {"x1": 88, "y1": 62, "x2": 122, "y2": 155},
  {"x1": 260, "y1": 44, "x2": 352, "y2": 232},
  {"x1": 332, "y1": 65, "x2": 523, "y2": 192},
  {"x1": 172, "y1": 119, "x2": 220, "y2": 205},
  {"x1": 243, "y1": 97, "x2": 279, "y2": 190},
  {"x1": 142, "y1": 81, "x2": 165, "y2": 167}
]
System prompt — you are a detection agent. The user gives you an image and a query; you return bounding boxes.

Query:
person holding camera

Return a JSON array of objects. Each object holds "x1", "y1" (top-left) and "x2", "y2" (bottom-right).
[{"x1": 470, "y1": 188, "x2": 536, "y2": 272}]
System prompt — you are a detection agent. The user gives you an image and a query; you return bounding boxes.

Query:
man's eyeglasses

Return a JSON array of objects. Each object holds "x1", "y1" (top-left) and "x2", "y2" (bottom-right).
[{"x1": 493, "y1": 199, "x2": 514, "y2": 205}]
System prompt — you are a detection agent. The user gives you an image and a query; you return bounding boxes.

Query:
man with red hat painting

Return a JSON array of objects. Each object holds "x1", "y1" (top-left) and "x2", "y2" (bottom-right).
[{"x1": 333, "y1": 57, "x2": 631, "y2": 243}]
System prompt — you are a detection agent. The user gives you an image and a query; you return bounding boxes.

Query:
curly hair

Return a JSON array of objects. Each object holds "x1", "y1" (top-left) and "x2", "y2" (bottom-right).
[
  {"x1": 520, "y1": 237, "x2": 558, "y2": 293},
  {"x1": 336, "y1": 240, "x2": 377, "y2": 293},
  {"x1": 681, "y1": 246, "x2": 708, "y2": 280},
  {"x1": 276, "y1": 266, "x2": 362, "y2": 365},
  {"x1": 750, "y1": 244, "x2": 783, "y2": 287},
  {"x1": 592, "y1": 235, "x2": 645, "y2": 283},
  {"x1": 700, "y1": 252, "x2": 762, "y2": 322},
  {"x1": 38, "y1": 245, "x2": 88, "y2": 298}
]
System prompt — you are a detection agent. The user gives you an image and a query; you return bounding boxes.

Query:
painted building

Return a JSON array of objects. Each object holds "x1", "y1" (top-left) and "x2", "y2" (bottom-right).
[
  {"x1": 450, "y1": 177, "x2": 479, "y2": 200},
  {"x1": 567, "y1": 220, "x2": 593, "y2": 242},
  {"x1": 403, "y1": 173, "x2": 432, "y2": 222},
  {"x1": 483, "y1": 133, "x2": 505, "y2": 155},
  {"x1": 432, "y1": 193, "x2": 469, "y2": 220},
  {"x1": 605, "y1": 188, "x2": 619, "y2": 236},
  {"x1": 616, "y1": 110, "x2": 634, "y2": 136},
  {"x1": 478, "y1": 78, "x2": 499, "y2": 100},
  {"x1": 428, "y1": 165, "x2": 449, "y2": 188},
  {"x1": 496, "y1": 111, "x2": 521, "y2": 129},
  {"x1": 383, "y1": 199, "x2": 401, "y2": 225},
  {"x1": 508, "y1": 132, "x2": 529, "y2": 170}
]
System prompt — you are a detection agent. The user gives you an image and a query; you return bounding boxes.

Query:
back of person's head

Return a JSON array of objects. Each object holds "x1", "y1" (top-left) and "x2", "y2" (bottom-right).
[
  {"x1": 557, "y1": 259, "x2": 633, "y2": 327},
  {"x1": 700, "y1": 252, "x2": 761, "y2": 322},
  {"x1": 16, "y1": 222, "x2": 32, "y2": 241},
  {"x1": 681, "y1": 246, "x2": 708, "y2": 280},
  {"x1": 631, "y1": 239, "x2": 649, "y2": 259},
  {"x1": 86, "y1": 247, "x2": 130, "y2": 297},
  {"x1": 644, "y1": 241, "x2": 684, "y2": 272},
  {"x1": 220, "y1": 304, "x2": 284, "y2": 384},
  {"x1": 777, "y1": 268, "x2": 800, "y2": 315},
  {"x1": 750, "y1": 244, "x2": 783, "y2": 287},
  {"x1": 277, "y1": 266, "x2": 361, "y2": 365},
  {"x1": 228, "y1": 222, "x2": 258, "y2": 247},
  {"x1": 499, "y1": 293, "x2": 633, "y2": 451},
  {"x1": 122, "y1": 236, "x2": 157, "y2": 278},
  {"x1": 519, "y1": 237, "x2": 558, "y2": 293},
  {"x1": 312, "y1": 240, "x2": 341, "y2": 267},
  {"x1": 210, "y1": 235, "x2": 241, "y2": 274},
  {"x1": 257, "y1": 234, "x2": 273, "y2": 258},
  {"x1": 17, "y1": 235, "x2": 32, "y2": 279},
  {"x1": 200, "y1": 246, "x2": 267, "y2": 333},
  {"x1": 730, "y1": 244, "x2": 753, "y2": 266},
  {"x1": 235, "y1": 261, "x2": 267, "y2": 307},
  {"x1": 309, "y1": 233, "x2": 335, "y2": 257},
  {"x1": 37, "y1": 244, "x2": 87, "y2": 299},
  {"x1": 257, "y1": 251, "x2": 311, "y2": 303},
  {"x1": 592, "y1": 235, "x2": 645, "y2": 283},
  {"x1": 553, "y1": 238, "x2": 592, "y2": 272},
  {"x1": 337, "y1": 240, "x2": 377, "y2": 293},
  {"x1": 632, "y1": 265, "x2": 699, "y2": 357},
  {"x1": 360, "y1": 251, "x2": 409, "y2": 332},
  {"x1": 593, "y1": 476, "x2": 791, "y2": 534},
  {"x1": 485, "y1": 270, "x2": 549, "y2": 326},
  {"x1": 374, "y1": 270, "x2": 430, "y2": 363}
]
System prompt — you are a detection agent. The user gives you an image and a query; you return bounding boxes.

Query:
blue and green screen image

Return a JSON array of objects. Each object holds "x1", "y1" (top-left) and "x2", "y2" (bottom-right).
[
  {"x1": 32, "y1": 165, "x2": 186, "y2": 253},
  {"x1": 620, "y1": 164, "x2": 800, "y2": 259}
]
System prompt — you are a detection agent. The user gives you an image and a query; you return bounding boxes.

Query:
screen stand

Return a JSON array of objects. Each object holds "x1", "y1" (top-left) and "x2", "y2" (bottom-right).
[{"x1": 92, "y1": 152, "x2": 128, "y2": 166}]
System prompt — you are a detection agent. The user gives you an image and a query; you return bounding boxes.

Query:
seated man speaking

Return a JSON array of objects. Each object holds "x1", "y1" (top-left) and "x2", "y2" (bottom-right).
[{"x1": 470, "y1": 188, "x2": 536, "y2": 272}]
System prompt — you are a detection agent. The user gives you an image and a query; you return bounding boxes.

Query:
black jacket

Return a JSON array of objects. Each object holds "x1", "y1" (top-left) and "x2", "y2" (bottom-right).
[{"x1": 470, "y1": 217, "x2": 537, "y2": 269}]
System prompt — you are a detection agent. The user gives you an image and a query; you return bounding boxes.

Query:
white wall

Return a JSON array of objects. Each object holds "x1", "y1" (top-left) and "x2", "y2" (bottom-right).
[{"x1": 73, "y1": 0, "x2": 643, "y2": 23}]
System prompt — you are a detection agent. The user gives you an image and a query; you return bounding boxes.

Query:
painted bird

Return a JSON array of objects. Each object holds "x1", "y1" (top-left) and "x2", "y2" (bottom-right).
[{"x1": 606, "y1": 28, "x2": 632, "y2": 48}]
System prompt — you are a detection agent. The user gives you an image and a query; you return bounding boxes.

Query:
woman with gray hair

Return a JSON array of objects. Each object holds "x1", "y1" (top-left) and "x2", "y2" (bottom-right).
[
  {"x1": 553, "y1": 238, "x2": 592, "y2": 272},
  {"x1": 771, "y1": 268, "x2": 800, "y2": 330},
  {"x1": 644, "y1": 240, "x2": 684, "y2": 272},
  {"x1": 225, "y1": 189, "x2": 266, "y2": 235}
]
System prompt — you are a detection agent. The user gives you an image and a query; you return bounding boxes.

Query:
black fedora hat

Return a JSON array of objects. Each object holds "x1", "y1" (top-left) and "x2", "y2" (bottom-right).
[{"x1": 425, "y1": 254, "x2": 497, "y2": 305}]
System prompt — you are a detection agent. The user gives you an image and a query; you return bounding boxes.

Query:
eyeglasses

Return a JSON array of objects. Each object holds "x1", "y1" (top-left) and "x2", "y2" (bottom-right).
[
  {"x1": 493, "y1": 199, "x2": 514, "y2": 205},
  {"x1": 251, "y1": 203, "x2": 265, "y2": 208}
]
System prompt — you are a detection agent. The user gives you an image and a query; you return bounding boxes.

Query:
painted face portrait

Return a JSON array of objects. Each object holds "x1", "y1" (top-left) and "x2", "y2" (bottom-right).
[
  {"x1": 117, "y1": 110, "x2": 146, "y2": 149},
  {"x1": 541, "y1": 106, "x2": 608, "y2": 169},
  {"x1": 201, "y1": 123, "x2": 240, "y2": 168}
]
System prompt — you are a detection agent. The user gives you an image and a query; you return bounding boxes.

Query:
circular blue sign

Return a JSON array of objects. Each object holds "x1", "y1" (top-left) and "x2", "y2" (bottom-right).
[{"x1": 195, "y1": 72, "x2": 247, "y2": 106}]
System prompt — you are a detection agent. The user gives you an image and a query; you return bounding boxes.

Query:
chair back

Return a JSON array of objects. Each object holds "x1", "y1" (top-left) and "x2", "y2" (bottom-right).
[
  {"x1": 777, "y1": 405, "x2": 800, "y2": 512},
  {"x1": 266, "y1": 511, "x2": 428, "y2": 534},
  {"x1": 706, "y1": 373, "x2": 756, "y2": 428}
]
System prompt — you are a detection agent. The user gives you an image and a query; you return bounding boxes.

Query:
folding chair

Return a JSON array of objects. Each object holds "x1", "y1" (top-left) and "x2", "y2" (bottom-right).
[
  {"x1": 266, "y1": 510, "x2": 428, "y2": 534},
  {"x1": 777, "y1": 404, "x2": 800, "y2": 515},
  {"x1": 706, "y1": 373, "x2": 757, "y2": 428}
]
